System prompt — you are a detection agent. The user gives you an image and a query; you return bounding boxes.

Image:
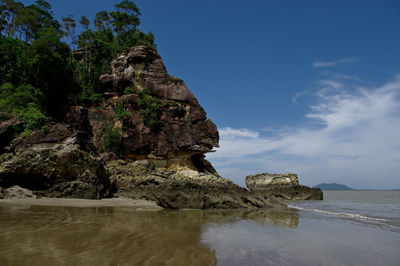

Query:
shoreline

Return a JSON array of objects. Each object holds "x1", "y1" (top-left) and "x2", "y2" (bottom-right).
[{"x1": 0, "y1": 197, "x2": 162, "y2": 209}]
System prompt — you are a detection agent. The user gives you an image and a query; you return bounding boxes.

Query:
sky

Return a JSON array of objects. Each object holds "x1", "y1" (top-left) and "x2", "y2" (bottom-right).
[{"x1": 21, "y1": 0, "x2": 400, "y2": 189}]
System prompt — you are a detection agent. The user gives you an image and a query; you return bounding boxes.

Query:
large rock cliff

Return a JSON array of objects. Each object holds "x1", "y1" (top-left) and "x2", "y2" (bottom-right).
[
  {"x1": 0, "y1": 45, "x2": 281, "y2": 209},
  {"x1": 96, "y1": 46, "x2": 219, "y2": 162}
]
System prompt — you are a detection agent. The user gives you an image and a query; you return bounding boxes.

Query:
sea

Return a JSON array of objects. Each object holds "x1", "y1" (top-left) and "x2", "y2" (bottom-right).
[{"x1": 0, "y1": 190, "x2": 399, "y2": 266}]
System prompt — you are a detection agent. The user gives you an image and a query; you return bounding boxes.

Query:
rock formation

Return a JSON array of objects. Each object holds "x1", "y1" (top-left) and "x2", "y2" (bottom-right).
[
  {"x1": 0, "y1": 45, "x2": 282, "y2": 209},
  {"x1": 95, "y1": 45, "x2": 219, "y2": 161},
  {"x1": 107, "y1": 160, "x2": 282, "y2": 209},
  {"x1": 0, "y1": 128, "x2": 111, "y2": 199},
  {"x1": 246, "y1": 173, "x2": 323, "y2": 200},
  {"x1": 0, "y1": 185, "x2": 36, "y2": 199}
]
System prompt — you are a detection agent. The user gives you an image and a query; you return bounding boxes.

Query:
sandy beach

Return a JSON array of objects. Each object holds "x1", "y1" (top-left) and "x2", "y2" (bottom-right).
[{"x1": 0, "y1": 197, "x2": 161, "y2": 209}]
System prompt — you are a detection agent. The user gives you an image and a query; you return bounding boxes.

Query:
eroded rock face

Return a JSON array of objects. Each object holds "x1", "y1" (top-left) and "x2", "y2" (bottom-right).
[
  {"x1": 108, "y1": 160, "x2": 282, "y2": 209},
  {"x1": 86, "y1": 96, "x2": 218, "y2": 159},
  {"x1": 0, "y1": 131, "x2": 111, "y2": 199},
  {"x1": 100, "y1": 46, "x2": 197, "y2": 103},
  {"x1": 95, "y1": 46, "x2": 219, "y2": 159},
  {"x1": 246, "y1": 173, "x2": 323, "y2": 200}
]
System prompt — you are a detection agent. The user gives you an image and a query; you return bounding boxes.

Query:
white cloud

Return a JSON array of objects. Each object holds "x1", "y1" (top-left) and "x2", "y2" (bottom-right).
[
  {"x1": 313, "y1": 57, "x2": 356, "y2": 68},
  {"x1": 219, "y1": 127, "x2": 259, "y2": 139},
  {"x1": 207, "y1": 74, "x2": 400, "y2": 189}
]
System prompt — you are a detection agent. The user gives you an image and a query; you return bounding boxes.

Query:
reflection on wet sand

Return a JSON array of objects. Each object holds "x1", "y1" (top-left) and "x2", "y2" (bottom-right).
[{"x1": 0, "y1": 204, "x2": 297, "y2": 266}]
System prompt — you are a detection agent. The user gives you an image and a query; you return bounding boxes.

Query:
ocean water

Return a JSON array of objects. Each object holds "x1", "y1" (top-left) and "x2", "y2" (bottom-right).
[
  {"x1": 0, "y1": 191, "x2": 399, "y2": 266},
  {"x1": 288, "y1": 190, "x2": 400, "y2": 231}
]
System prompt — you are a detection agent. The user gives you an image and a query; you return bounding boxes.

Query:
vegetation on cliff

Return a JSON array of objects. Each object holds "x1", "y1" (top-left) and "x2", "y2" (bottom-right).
[{"x1": 0, "y1": 0, "x2": 154, "y2": 133}]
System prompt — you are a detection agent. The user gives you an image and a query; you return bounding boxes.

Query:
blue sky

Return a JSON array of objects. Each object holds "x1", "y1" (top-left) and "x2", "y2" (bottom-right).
[{"x1": 22, "y1": 0, "x2": 400, "y2": 189}]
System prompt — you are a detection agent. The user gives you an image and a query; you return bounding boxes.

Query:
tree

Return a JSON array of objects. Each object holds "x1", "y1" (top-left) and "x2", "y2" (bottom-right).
[
  {"x1": 15, "y1": 1, "x2": 59, "y2": 42},
  {"x1": 1, "y1": 0, "x2": 155, "y2": 121},
  {"x1": 34, "y1": 0, "x2": 51, "y2": 12},
  {"x1": 94, "y1": 10, "x2": 111, "y2": 32},
  {"x1": 110, "y1": 0, "x2": 140, "y2": 35},
  {"x1": 0, "y1": 0, "x2": 24, "y2": 38},
  {"x1": 79, "y1": 16, "x2": 89, "y2": 30},
  {"x1": 61, "y1": 14, "x2": 76, "y2": 48}
]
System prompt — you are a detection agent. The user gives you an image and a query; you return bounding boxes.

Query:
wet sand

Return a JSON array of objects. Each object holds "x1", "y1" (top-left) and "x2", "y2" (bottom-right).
[
  {"x1": 0, "y1": 197, "x2": 161, "y2": 209},
  {"x1": 0, "y1": 196, "x2": 399, "y2": 265}
]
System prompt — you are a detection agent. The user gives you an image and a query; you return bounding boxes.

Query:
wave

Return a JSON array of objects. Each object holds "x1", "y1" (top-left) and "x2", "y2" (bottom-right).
[{"x1": 287, "y1": 204, "x2": 400, "y2": 230}]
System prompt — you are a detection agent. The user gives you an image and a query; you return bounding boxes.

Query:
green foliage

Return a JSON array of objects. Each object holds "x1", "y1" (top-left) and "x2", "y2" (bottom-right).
[
  {"x1": 73, "y1": 1, "x2": 155, "y2": 103},
  {"x1": 100, "y1": 121, "x2": 121, "y2": 153},
  {"x1": 124, "y1": 86, "x2": 134, "y2": 94},
  {"x1": 115, "y1": 102, "x2": 131, "y2": 120},
  {"x1": 137, "y1": 87, "x2": 162, "y2": 127},
  {"x1": 79, "y1": 86, "x2": 104, "y2": 105},
  {"x1": 79, "y1": 16, "x2": 90, "y2": 30},
  {"x1": 0, "y1": 82, "x2": 49, "y2": 132},
  {"x1": 41, "y1": 124, "x2": 49, "y2": 133},
  {"x1": 0, "y1": 0, "x2": 157, "y2": 136},
  {"x1": 19, "y1": 103, "x2": 48, "y2": 134},
  {"x1": 0, "y1": 37, "x2": 29, "y2": 86},
  {"x1": 0, "y1": 83, "x2": 44, "y2": 115}
]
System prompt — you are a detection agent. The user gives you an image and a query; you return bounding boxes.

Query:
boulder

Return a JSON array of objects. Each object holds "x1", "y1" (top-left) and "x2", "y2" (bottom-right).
[
  {"x1": 0, "y1": 185, "x2": 36, "y2": 199},
  {"x1": 0, "y1": 134, "x2": 111, "y2": 199},
  {"x1": 246, "y1": 173, "x2": 299, "y2": 189},
  {"x1": 246, "y1": 173, "x2": 323, "y2": 200}
]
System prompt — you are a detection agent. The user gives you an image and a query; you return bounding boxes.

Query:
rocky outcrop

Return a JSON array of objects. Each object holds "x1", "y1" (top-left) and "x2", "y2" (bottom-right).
[
  {"x1": 0, "y1": 185, "x2": 36, "y2": 199},
  {"x1": 0, "y1": 45, "x2": 224, "y2": 207},
  {"x1": 0, "y1": 45, "x2": 308, "y2": 209},
  {"x1": 107, "y1": 160, "x2": 282, "y2": 209},
  {"x1": 246, "y1": 173, "x2": 299, "y2": 189},
  {"x1": 0, "y1": 118, "x2": 21, "y2": 153},
  {"x1": 0, "y1": 127, "x2": 111, "y2": 199},
  {"x1": 246, "y1": 173, "x2": 323, "y2": 200},
  {"x1": 95, "y1": 45, "x2": 219, "y2": 160},
  {"x1": 100, "y1": 46, "x2": 197, "y2": 103}
]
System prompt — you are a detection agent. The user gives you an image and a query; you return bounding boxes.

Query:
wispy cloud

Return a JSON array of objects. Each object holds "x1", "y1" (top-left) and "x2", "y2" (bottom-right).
[
  {"x1": 207, "y1": 74, "x2": 400, "y2": 189},
  {"x1": 313, "y1": 57, "x2": 357, "y2": 68}
]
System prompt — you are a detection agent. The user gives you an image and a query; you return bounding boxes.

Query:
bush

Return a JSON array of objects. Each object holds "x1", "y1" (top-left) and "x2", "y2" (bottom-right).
[
  {"x1": 19, "y1": 103, "x2": 49, "y2": 134},
  {"x1": 137, "y1": 87, "x2": 162, "y2": 127},
  {"x1": 0, "y1": 83, "x2": 49, "y2": 132},
  {"x1": 124, "y1": 87, "x2": 134, "y2": 94},
  {"x1": 115, "y1": 102, "x2": 131, "y2": 120},
  {"x1": 100, "y1": 121, "x2": 122, "y2": 153},
  {"x1": 79, "y1": 86, "x2": 104, "y2": 105},
  {"x1": 0, "y1": 83, "x2": 44, "y2": 115}
]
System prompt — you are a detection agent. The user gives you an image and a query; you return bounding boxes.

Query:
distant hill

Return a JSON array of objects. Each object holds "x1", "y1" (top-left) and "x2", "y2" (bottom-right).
[{"x1": 313, "y1": 183, "x2": 355, "y2": 190}]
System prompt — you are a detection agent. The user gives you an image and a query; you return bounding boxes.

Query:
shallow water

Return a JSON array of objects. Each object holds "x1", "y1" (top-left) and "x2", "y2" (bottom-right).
[
  {"x1": 288, "y1": 190, "x2": 400, "y2": 230},
  {"x1": 0, "y1": 191, "x2": 399, "y2": 266}
]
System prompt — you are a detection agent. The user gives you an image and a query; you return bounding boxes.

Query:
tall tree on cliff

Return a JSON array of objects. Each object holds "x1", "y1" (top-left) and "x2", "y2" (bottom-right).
[
  {"x1": 75, "y1": 0, "x2": 154, "y2": 104},
  {"x1": 0, "y1": 0, "x2": 23, "y2": 38},
  {"x1": 61, "y1": 14, "x2": 76, "y2": 49}
]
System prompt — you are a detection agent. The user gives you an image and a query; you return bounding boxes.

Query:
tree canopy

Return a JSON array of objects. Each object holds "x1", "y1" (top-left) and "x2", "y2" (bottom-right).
[{"x1": 0, "y1": 0, "x2": 155, "y2": 133}]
